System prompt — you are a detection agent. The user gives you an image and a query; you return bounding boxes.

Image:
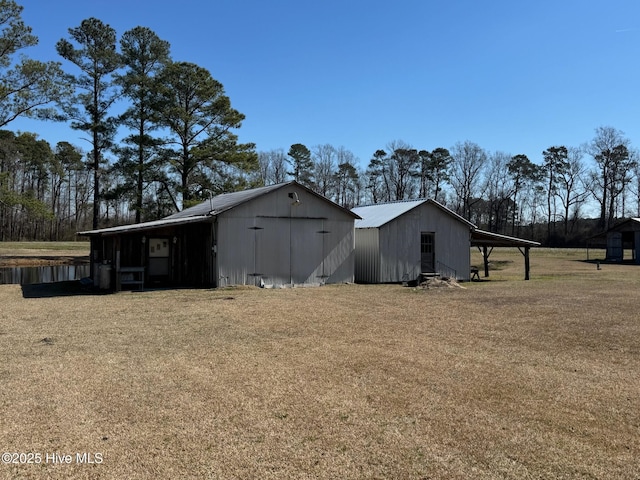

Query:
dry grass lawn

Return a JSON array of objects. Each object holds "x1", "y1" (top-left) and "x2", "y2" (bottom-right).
[{"x1": 1, "y1": 247, "x2": 639, "y2": 479}]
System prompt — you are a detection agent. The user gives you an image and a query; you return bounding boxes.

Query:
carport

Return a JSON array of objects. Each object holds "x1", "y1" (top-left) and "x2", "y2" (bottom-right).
[{"x1": 471, "y1": 229, "x2": 541, "y2": 280}]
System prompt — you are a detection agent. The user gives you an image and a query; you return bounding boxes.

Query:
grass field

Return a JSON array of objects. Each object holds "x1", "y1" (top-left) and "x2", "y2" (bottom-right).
[
  {"x1": 1, "y1": 247, "x2": 639, "y2": 479},
  {"x1": 0, "y1": 241, "x2": 89, "y2": 267}
]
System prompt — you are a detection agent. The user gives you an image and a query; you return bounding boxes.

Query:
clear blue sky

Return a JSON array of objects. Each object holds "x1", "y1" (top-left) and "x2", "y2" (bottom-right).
[{"x1": 12, "y1": 0, "x2": 640, "y2": 170}]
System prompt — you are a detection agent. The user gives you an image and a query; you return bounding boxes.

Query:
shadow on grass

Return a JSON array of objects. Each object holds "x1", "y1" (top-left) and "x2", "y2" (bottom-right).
[
  {"x1": 21, "y1": 280, "x2": 109, "y2": 298},
  {"x1": 578, "y1": 259, "x2": 640, "y2": 266},
  {"x1": 20, "y1": 281, "x2": 211, "y2": 298}
]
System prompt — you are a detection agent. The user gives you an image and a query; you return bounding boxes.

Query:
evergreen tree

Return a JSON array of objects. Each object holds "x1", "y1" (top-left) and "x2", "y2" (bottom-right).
[
  {"x1": 154, "y1": 61, "x2": 256, "y2": 207},
  {"x1": 0, "y1": 0, "x2": 70, "y2": 128},
  {"x1": 287, "y1": 143, "x2": 314, "y2": 187},
  {"x1": 115, "y1": 26, "x2": 171, "y2": 222},
  {"x1": 56, "y1": 17, "x2": 122, "y2": 229}
]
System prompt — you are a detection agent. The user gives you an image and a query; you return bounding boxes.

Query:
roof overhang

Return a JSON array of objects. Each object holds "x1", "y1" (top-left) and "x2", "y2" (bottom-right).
[
  {"x1": 77, "y1": 215, "x2": 214, "y2": 237},
  {"x1": 471, "y1": 229, "x2": 540, "y2": 248}
]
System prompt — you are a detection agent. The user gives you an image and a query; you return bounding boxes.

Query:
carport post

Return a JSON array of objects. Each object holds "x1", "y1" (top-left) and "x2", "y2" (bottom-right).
[
  {"x1": 483, "y1": 245, "x2": 489, "y2": 277},
  {"x1": 518, "y1": 246, "x2": 531, "y2": 280}
]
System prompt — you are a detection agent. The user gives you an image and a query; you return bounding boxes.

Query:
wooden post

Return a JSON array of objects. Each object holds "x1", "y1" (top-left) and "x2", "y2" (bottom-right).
[
  {"x1": 518, "y1": 246, "x2": 531, "y2": 280},
  {"x1": 483, "y1": 245, "x2": 489, "y2": 277},
  {"x1": 115, "y1": 235, "x2": 121, "y2": 291},
  {"x1": 90, "y1": 237, "x2": 98, "y2": 285}
]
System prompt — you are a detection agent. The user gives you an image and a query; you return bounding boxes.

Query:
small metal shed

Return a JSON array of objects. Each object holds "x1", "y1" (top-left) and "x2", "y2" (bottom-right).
[
  {"x1": 601, "y1": 218, "x2": 640, "y2": 263},
  {"x1": 79, "y1": 181, "x2": 359, "y2": 289},
  {"x1": 351, "y1": 199, "x2": 475, "y2": 283}
]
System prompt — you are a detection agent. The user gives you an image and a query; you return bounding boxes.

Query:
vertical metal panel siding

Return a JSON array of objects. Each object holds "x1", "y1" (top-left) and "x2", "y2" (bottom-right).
[
  {"x1": 256, "y1": 217, "x2": 292, "y2": 285},
  {"x1": 419, "y1": 203, "x2": 470, "y2": 280},
  {"x1": 354, "y1": 228, "x2": 380, "y2": 283},
  {"x1": 358, "y1": 202, "x2": 472, "y2": 283},
  {"x1": 379, "y1": 211, "x2": 421, "y2": 282},
  {"x1": 322, "y1": 220, "x2": 355, "y2": 284},
  {"x1": 217, "y1": 185, "x2": 356, "y2": 287},
  {"x1": 296, "y1": 219, "x2": 323, "y2": 283},
  {"x1": 216, "y1": 216, "x2": 259, "y2": 286}
]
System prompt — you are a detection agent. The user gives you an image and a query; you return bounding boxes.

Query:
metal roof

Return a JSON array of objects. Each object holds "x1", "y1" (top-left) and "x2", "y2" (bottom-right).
[
  {"x1": 352, "y1": 199, "x2": 475, "y2": 229},
  {"x1": 165, "y1": 181, "x2": 359, "y2": 220},
  {"x1": 588, "y1": 218, "x2": 640, "y2": 242},
  {"x1": 77, "y1": 184, "x2": 289, "y2": 236},
  {"x1": 471, "y1": 229, "x2": 540, "y2": 248},
  {"x1": 605, "y1": 217, "x2": 640, "y2": 233},
  {"x1": 79, "y1": 181, "x2": 359, "y2": 237},
  {"x1": 78, "y1": 215, "x2": 213, "y2": 236},
  {"x1": 165, "y1": 182, "x2": 289, "y2": 219}
]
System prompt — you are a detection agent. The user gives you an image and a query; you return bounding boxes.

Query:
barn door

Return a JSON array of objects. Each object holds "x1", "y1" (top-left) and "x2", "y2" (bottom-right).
[
  {"x1": 290, "y1": 218, "x2": 324, "y2": 284},
  {"x1": 420, "y1": 232, "x2": 435, "y2": 273},
  {"x1": 255, "y1": 218, "x2": 290, "y2": 286},
  {"x1": 254, "y1": 217, "x2": 324, "y2": 286}
]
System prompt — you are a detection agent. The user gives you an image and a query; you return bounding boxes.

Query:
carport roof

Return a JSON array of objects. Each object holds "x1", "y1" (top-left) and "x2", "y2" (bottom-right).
[{"x1": 471, "y1": 229, "x2": 540, "y2": 248}]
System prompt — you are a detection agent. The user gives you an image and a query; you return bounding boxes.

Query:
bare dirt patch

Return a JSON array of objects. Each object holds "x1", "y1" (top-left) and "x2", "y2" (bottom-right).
[{"x1": 419, "y1": 276, "x2": 465, "y2": 289}]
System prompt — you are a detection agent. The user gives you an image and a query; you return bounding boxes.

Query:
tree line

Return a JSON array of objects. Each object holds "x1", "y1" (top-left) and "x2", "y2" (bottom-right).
[
  {"x1": 259, "y1": 126, "x2": 638, "y2": 245},
  {"x1": 0, "y1": 1, "x2": 637, "y2": 245}
]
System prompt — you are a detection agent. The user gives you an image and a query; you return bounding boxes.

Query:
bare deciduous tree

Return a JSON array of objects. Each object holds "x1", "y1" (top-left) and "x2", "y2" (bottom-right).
[
  {"x1": 257, "y1": 149, "x2": 288, "y2": 185},
  {"x1": 587, "y1": 126, "x2": 634, "y2": 230},
  {"x1": 556, "y1": 147, "x2": 590, "y2": 235},
  {"x1": 312, "y1": 144, "x2": 337, "y2": 197},
  {"x1": 450, "y1": 141, "x2": 488, "y2": 220}
]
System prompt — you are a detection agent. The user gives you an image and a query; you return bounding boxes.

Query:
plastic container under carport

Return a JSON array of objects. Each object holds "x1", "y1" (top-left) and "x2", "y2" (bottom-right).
[{"x1": 99, "y1": 264, "x2": 112, "y2": 290}]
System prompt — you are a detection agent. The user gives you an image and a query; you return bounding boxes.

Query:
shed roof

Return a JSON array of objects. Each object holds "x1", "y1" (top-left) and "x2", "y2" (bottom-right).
[
  {"x1": 352, "y1": 199, "x2": 475, "y2": 229},
  {"x1": 605, "y1": 217, "x2": 640, "y2": 233},
  {"x1": 587, "y1": 218, "x2": 640, "y2": 243}
]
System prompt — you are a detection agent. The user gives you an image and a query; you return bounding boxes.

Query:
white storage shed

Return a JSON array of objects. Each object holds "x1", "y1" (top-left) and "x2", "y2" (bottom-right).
[{"x1": 351, "y1": 199, "x2": 475, "y2": 283}]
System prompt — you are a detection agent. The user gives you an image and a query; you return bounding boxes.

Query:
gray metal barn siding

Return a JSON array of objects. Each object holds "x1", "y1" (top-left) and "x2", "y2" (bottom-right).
[
  {"x1": 354, "y1": 228, "x2": 380, "y2": 283},
  {"x1": 215, "y1": 183, "x2": 356, "y2": 287},
  {"x1": 353, "y1": 200, "x2": 474, "y2": 283},
  {"x1": 78, "y1": 181, "x2": 357, "y2": 289}
]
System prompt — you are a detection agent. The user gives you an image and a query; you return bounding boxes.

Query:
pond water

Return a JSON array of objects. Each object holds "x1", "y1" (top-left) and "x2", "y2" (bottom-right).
[{"x1": 0, "y1": 265, "x2": 90, "y2": 285}]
